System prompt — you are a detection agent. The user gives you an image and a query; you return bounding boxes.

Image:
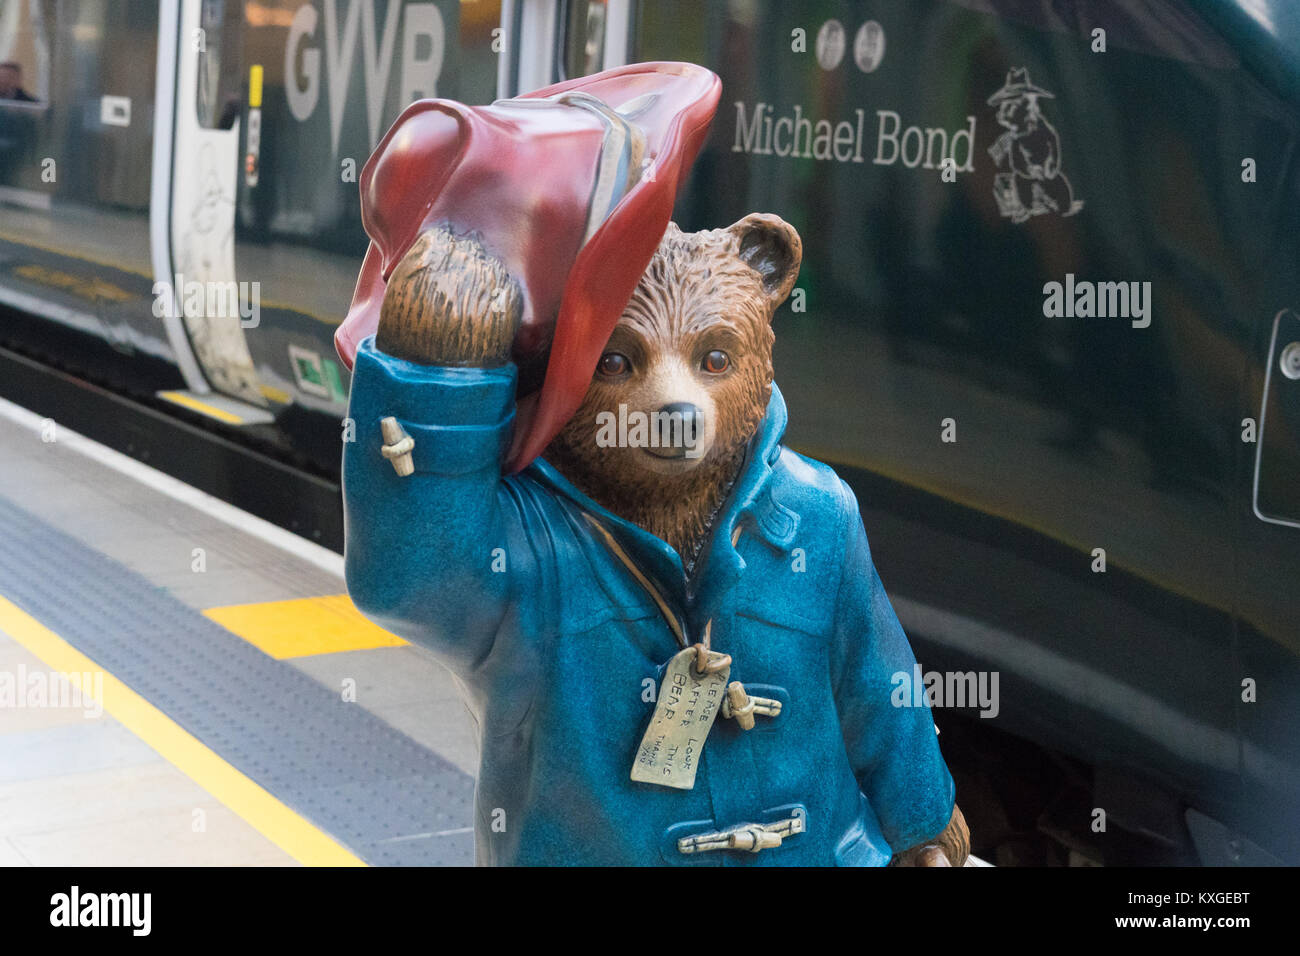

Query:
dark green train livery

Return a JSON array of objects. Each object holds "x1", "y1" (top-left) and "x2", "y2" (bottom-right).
[{"x1": 0, "y1": 0, "x2": 1296, "y2": 865}]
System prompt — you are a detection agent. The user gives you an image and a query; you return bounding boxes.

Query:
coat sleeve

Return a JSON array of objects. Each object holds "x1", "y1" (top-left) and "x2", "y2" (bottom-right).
[
  {"x1": 342, "y1": 336, "x2": 519, "y2": 671},
  {"x1": 830, "y1": 480, "x2": 956, "y2": 854}
]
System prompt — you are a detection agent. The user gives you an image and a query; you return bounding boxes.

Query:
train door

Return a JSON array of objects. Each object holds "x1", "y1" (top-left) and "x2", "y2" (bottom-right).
[
  {"x1": 1230, "y1": 301, "x2": 1300, "y2": 864},
  {"x1": 155, "y1": 0, "x2": 270, "y2": 418},
  {"x1": 152, "y1": 0, "x2": 519, "y2": 463}
]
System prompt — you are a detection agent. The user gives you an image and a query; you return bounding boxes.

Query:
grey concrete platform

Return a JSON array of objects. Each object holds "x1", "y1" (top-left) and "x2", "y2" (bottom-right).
[{"x1": 0, "y1": 399, "x2": 480, "y2": 865}]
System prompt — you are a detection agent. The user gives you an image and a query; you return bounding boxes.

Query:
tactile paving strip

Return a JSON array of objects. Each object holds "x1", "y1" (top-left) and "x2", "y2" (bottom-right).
[{"x1": 0, "y1": 495, "x2": 475, "y2": 865}]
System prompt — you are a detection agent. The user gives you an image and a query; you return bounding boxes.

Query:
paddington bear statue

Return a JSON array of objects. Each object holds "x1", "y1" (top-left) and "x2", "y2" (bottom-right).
[{"x1": 336, "y1": 62, "x2": 969, "y2": 866}]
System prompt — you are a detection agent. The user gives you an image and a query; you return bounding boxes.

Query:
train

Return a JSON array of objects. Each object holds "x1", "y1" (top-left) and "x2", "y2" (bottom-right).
[{"x1": 0, "y1": 0, "x2": 1297, "y2": 866}]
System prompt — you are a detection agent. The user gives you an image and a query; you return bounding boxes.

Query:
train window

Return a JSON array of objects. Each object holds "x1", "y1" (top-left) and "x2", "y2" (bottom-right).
[
  {"x1": 196, "y1": 0, "x2": 244, "y2": 129},
  {"x1": 459, "y1": 0, "x2": 505, "y2": 103},
  {"x1": 0, "y1": 61, "x2": 38, "y2": 103},
  {"x1": 0, "y1": 0, "x2": 49, "y2": 103},
  {"x1": 561, "y1": 0, "x2": 607, "y2": 80},
  {"x1": 0, "y1": 1, "x2": 50, "y2": 190},
  {"x1": 631, "y1": 0, "x2": 708, "y2": 67}
]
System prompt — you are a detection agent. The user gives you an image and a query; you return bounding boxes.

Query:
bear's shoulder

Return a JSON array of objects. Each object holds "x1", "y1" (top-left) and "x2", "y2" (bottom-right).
[{"x1": 767, "y1": 445, "x2": 859, "y2": 533}]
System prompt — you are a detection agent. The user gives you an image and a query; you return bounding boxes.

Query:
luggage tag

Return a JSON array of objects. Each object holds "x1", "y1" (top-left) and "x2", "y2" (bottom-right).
[
  {"x1": 631, "y1": 627, "x2": 731, "y2": 791},
  {"x1": 582, "y1": 511, "x2": 735, "y2": 791}
]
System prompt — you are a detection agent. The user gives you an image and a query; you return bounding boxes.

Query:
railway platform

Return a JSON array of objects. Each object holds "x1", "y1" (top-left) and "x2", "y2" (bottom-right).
[{"x1": 0, "y1": 396, "x2": 477, "y2": 866}]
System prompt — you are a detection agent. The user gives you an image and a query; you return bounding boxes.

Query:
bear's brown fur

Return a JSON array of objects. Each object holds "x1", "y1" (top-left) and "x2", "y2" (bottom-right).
[
  {"x1": 377, "y1": 226, "x2": 523, "y2": 367},
  {"x1": 545, "y1": 214, "x2": 800, "y2": 569},
  {"x1": 375, "y1": 215, "x2": 969, "y2": 866}
]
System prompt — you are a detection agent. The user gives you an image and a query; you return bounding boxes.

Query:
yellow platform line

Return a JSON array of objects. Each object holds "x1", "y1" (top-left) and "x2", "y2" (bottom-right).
[
  {"x1": 204, "y1": 594, "x2": 407, "y2": 659},
  {"x1": 157, "y1": 390, "x2": 246, "y2": 425},
  {"x1": 0, "y1": 595, "x2": 366, "y2": 867}
]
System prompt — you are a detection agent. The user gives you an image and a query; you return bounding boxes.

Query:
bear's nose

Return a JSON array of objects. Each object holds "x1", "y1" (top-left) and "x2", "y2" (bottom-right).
[
  {"x1": 646, "y1": 402, "x2": 704, "y2": 459},
  {"x1": 660, "y1": 402, "x2": 698, "y2": 423}
]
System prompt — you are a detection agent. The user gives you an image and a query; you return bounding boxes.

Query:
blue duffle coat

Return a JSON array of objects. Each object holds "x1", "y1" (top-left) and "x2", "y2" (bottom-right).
[{"x1": 343, "y1": 337, "x2": 955, "y2": 865}]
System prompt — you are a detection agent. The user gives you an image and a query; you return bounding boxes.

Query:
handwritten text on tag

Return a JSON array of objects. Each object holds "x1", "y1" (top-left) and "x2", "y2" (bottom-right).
[{"x1": 630, "y1": 647, "x2": 730, "y2": 790}]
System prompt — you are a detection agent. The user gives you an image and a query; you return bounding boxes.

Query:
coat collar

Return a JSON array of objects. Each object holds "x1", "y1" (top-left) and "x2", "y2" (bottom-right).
[{"x1": 527, "y1": 383, "x2": 799, "y2": 609}]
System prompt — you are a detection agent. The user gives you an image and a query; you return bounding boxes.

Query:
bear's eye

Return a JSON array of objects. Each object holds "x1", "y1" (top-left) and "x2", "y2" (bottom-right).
[
  {"x1": 702, "y1": 350, "x2": 730, "y2": 374},
  {"x1": 598, "y1": 352, "x2": 631, "y2": 376}
]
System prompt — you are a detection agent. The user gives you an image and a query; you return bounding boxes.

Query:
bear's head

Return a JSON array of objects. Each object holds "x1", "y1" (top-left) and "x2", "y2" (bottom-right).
[{"x1": 546, "y1": 213, "x2": 802, "y2": 565}]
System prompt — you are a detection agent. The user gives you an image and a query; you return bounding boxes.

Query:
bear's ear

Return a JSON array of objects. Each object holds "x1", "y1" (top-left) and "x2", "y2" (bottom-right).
[{"x1": 728, "y1": 213, "x2": 802, "y2": 308}]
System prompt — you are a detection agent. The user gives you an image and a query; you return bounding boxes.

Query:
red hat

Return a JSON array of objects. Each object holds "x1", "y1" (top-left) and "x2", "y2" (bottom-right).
[{"x1": 334, "y1": 61, "x2": 721, "y2": 473}]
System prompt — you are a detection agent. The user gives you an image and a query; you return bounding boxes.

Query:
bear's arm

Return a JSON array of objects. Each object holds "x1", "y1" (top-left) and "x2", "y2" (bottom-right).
[
  {"x1": 829, "y1": 479, "x2": 966, "y2": 863},
  {"x1": 342, "y1": 336, "x2": 519, "y2": 672}
]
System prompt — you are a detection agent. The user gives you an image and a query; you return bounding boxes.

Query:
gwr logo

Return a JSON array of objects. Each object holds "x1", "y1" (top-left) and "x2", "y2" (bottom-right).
[{"x1": 285, "y1": 0, "x2": 446, "y2": 154}]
